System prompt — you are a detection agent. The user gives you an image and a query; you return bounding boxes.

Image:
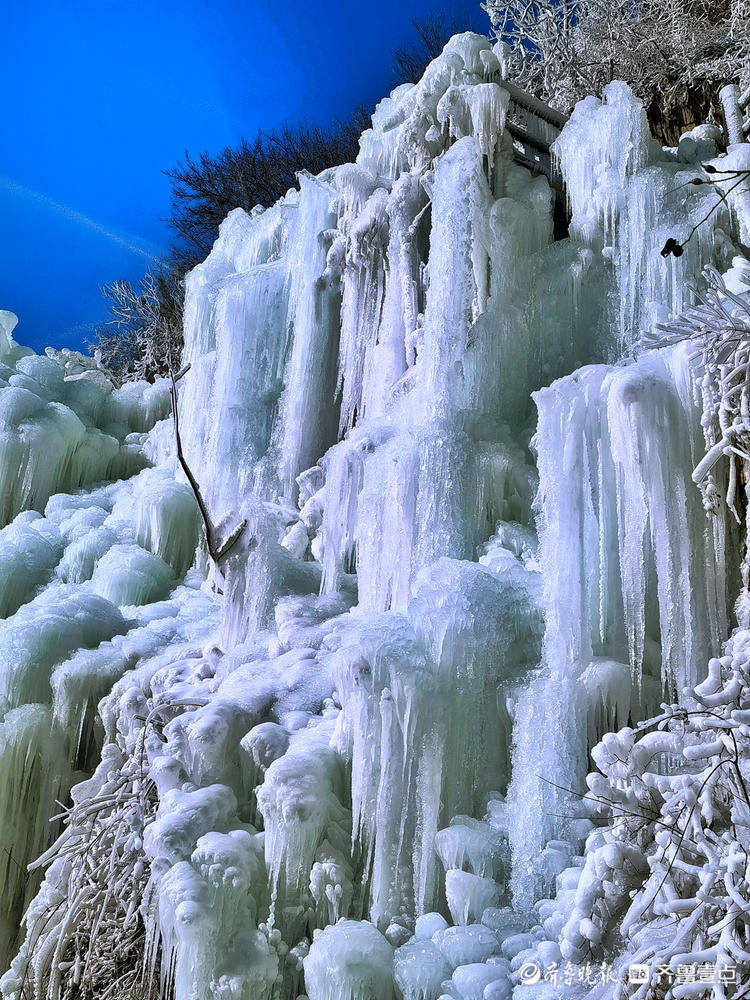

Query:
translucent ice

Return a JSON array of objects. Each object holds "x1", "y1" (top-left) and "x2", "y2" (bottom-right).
[{"x1": 304, "y1": 920, "x2": 394, "y2": 1000}]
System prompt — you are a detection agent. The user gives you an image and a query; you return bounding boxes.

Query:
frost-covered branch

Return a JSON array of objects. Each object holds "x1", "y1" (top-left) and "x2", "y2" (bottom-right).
[
  {"x1": 0, "y1": 697, "x2": 215, "y2": 1000},
  {"x1": 650, "y1": 264, "x2": 750, "y2": 526},
  {"x1": 89, "y1": 270, "x2": 184, "y2": 384},
  {"x1": 560, "y1": 640, "x2": 750, "y2": 997},
  {"x1": 661, "y1": 167, "x2": 750, "y2": 259},
  {"x1": 1, "y1": 730, "x2": 161, "y2": 1000},
  {"x1": 483, "y1": 0, "x2": 750, "y2": 143}
]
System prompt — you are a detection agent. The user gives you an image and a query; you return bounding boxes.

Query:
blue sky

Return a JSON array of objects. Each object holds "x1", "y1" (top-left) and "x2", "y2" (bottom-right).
[{"x1": 0, "y1": 0, "x2": 485, "y2": 353}]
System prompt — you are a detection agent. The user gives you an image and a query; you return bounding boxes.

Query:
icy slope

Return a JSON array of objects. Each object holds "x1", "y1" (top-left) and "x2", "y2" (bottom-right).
[
  {"x1": 2, "y1": 31, "x2": 750, "y2": 1000},
  {"x1": 0, "y1": 311, "x2": 165, "y2": 524},
  {"x1": 0, "y1": 317, "x2": 200, "y2": 966}
]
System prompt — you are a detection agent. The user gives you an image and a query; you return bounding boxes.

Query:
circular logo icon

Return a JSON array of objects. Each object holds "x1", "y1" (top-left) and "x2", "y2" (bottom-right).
[{"x1": 519, "y1": 961, "x2": 542, "y2": 985}]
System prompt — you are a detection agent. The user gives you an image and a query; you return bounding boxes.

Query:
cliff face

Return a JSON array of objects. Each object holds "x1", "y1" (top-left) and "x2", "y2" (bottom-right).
[{"x1": 1, "y1": 32, "x2": 750, "y2": 1000}]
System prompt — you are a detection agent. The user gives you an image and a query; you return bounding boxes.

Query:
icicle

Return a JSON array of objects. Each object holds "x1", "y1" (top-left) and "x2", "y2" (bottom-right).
[
  {"x1": 509, "y1": 345, "x2": 739, "y2": 907},
  {"x1": 256, "y1": 717, "x2": 351, "y2": 941},
  {"x1": 274, "y1": 175, "x2": 342, "y2": 501},
  {"x1": 0, "y1": 706, "x2": 66, "y2": 965}
]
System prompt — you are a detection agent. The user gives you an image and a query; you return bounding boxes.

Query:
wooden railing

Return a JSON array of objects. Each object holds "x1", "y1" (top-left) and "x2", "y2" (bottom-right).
[{"x1": 501, "y1": 80, "x2": 568, "y2": 186}]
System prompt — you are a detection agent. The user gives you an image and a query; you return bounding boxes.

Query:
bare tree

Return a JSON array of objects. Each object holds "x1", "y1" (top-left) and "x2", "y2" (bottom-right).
[
  {"x1": 392, "y1": 14, "x2": 463, "y2": 85},
  {"x1": 164, "y1": 116, "x2": 369, "y2": 273},
  {"x1": 90, "y1": 269, "x2": 184, "y2": 384}
]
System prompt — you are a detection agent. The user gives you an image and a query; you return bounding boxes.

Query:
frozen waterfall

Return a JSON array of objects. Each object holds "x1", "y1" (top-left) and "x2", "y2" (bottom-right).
[{"x1": 1, "y1": 30, "x2": 749, "y2": 1000}]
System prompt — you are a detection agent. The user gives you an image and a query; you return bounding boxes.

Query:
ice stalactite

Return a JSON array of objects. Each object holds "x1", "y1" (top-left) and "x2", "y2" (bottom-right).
[
  {"x1": 179, "y1": 174, "x2": 341, "y2": 518},
  {"x1": 191, "y1": 253, "x2": 290, "y2": 514},
  {"x1": 323, "y1": 135, "x2": 558, "y2": 615},
  {"x1": 148, "y1": 788, "x2": 275, "y2": 1000},
  {"x1": 257, "y1": 714, "x2": 351, "y2": 941},
  {"x1": 273, "y1": 176, "x2": 342, "y2": 503},
  {"x1": 554, "y1": 82, "x2": 736, "y2": 351},
  {"x1": 332, "y1": 613, "x2": 442, "y2": 932},
  {"x1": 335, "y1": 184, "x2": 392, "y2": 436},
  {"x1": 0, "y1": 706, "x2": 66, "y2": 962},
  {"x1": 508, "y1": 344, "x2": 741, "y2": 906},
  {"x1": 501, "y1": 77, "x2": 746, "y2": 910},
  {"x1": 332, "y1": 557, "x2": 542, "y2": 933},
  {"x1": 410, "y1": 559, "x2": 542, "y2": 824},
  {"x1": 220, "y1": 499, "x2": 323, "y2": 649}
]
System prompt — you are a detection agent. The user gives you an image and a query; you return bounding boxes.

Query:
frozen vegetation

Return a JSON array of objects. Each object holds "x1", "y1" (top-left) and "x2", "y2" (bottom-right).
[{"x1": 1, "y1": 31, "x2": 750, "y2": 1000}]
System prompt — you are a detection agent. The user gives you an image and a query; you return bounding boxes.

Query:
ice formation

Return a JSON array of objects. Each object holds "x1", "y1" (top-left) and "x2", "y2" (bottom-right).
[{"x1": 1, "y1": 29, "x2": 750, "y2": 1000}]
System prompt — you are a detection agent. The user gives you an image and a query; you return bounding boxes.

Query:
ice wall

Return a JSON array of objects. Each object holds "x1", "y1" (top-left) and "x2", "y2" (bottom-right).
[
  {"x1": 502, "y1": 86, "x2": 746, "y2": 903},
  {"x1": 179, "y1": 173, "x2": 341, "y2": 515},
  {"x1": 164, "y1": 37, "x2": 746, "y2": 993},
  {"x1": 3, "y1": 30, "x2": 750, "y2": 1000}
]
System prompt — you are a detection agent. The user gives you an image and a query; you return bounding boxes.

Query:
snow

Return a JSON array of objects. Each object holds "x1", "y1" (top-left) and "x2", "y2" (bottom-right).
[
  {"x1": 433, "y1": 924, "x2": 501, "y2": 967},
  {"x1": 2, "y1": 29, "x2": 750, "y2": 1000}
]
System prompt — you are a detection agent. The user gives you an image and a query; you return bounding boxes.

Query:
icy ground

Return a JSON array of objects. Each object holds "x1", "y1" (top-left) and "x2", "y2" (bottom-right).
[{"x1": 1, "y1": 31, "x2": 750, "y2": 1000}]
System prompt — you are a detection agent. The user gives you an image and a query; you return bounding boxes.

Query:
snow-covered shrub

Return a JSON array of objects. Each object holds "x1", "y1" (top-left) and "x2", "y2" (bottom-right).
[
  {"x1": 0, "y1": 712, "x2": 162, "y2": 1000},
  {"x1": 92, "y1": 270, "x2": 184, "y2": 385},
  {"x1": 652, "y1": 262, "x2": 750, "y2": 518},
  {"x1": 562, "y1": 632, "x2": 750, "y2": 996},
  {"x1": 650, "y1": 259, "x2": 750, "y2": 623},
  {"x1": 482, "y1": 0, "x2": 750, "y2": 143}
]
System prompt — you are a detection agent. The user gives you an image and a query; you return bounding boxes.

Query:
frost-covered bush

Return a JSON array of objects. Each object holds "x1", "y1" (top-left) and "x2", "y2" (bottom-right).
[
  {"x1": 652, "y1": 263, "x2": 750, "y2": 519},
  {"x1": 92, "y1": 270, "x2": 184, "y2": 385},
  {"x1": 650, "y1": 259, "x2": 750, "y2": 627},
  {"x1": 483, "y1": 0, "x2": 750, "y2": 142},
  {"x1": 562, "y1": 632, "x2": 750, "y2": 996},
  {"x1": 0, "y1": 719, "x2": 162, "y2": 1000}
]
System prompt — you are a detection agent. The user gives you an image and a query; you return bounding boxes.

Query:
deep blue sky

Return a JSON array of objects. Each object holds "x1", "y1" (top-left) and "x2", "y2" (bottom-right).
[{"x1": 1, "y1": 0, "x2": 486, "y2": 353}]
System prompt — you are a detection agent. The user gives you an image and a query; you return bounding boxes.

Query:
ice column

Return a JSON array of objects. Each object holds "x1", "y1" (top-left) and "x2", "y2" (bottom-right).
[
  {"x1": 509, "y1": 344, "x2": 738, "y2": 906},
  {"x1": 334, "y1": 557, "x2": 542, "y2": 929}
]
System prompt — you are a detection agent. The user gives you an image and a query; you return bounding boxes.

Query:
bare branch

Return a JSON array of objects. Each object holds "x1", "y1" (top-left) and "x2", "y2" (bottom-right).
[{"x1": 88, "y1": 268, "x2": 184, "y2": 384}]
